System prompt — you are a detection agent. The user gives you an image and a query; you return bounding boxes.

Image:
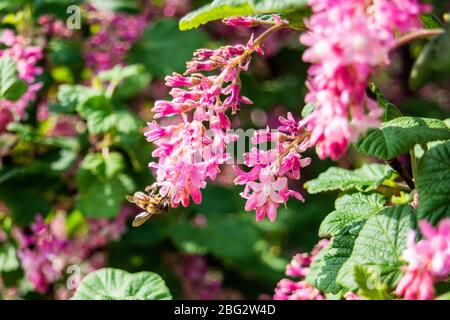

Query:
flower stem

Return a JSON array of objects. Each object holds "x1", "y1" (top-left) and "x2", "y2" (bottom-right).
[{"x1": 395, "y1": 28, "x2": 444, "y2": 48}]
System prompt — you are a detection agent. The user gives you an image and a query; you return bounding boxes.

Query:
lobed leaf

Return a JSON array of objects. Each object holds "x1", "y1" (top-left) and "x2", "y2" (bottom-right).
[
  {"x1": 313, "y1": 234, "x2": 355, "y2": 294},
  {"x1": 0, "y1": 242, "x2": 19, "y2": 272},
  {"x1": 416, "y1": 141, "x2": 450, "y2": 224},
  {"x1": 179, "y1": 0, "x2": 308, "y2": 31},
  {"x1": 319, "y1": 193, "x2": 386, "y2": 237},
  {"x1": 72, "y1": 268, "x2": 172, "y2": 300},
  {"x1": 355, "y1": 117, "x2": 450, "y2": 160},
  {"x1": 0, "y1": 57, "x2": 27, "y2": 101},
  {"x1": 336, "y1": 205, "x2": 415, "y2": 291},
  {"x1": 305, "y1": 164, "x2": 396, "y2": 194}
]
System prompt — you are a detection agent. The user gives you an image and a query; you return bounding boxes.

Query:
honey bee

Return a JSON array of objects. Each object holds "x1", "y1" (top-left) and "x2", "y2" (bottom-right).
[{"x1": 126, "y1": 183, "x2": 170, "y2": 227}]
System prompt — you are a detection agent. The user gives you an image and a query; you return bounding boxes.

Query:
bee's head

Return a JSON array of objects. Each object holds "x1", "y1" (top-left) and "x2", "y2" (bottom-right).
[{"x1": 162, "y1": 198, "x2": 170, "y2": 213}]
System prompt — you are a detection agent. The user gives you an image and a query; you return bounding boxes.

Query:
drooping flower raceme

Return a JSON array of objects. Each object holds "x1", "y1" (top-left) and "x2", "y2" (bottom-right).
[
  {"x1": 396, "y1": 218, "x2": 450, "y2": 300},
  {"x1": 146, "y1": 19, "x2": 286, "y2": 209},
  {"x1": 0, "y1": 30, "x2": 43, "y2": 132},
  {"x1": 274, "y1": 239, "x2": 329, "y2": 300},
  {"x1": 234, "y1": 112, "x2": 311, "y2": 222},
  {"x1": 300, "y1": 0, "x2": 428, "y2": 160}
]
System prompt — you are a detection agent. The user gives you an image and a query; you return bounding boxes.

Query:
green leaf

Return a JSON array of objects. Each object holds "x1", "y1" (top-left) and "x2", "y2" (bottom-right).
[
  {"x1": 0, "y1": 57, "x2": 27, "y2": 101},
  {"x1": 319, "y1": 193, "x2": 386, "y2": 237},
  {"x1": 48, "y1": 39, "x2": 83, "y2": 69},
  {"x1": 249, "y1": 0, "x2": 307, "y2": 12},
  {"x1": 86, "y1": 109, "x2": 141, "y2": 135},
  {"x1": 180, "y1": 0, "x2": 253, "y2": 31},
  {"x1": 98, "y1": 64, "x2": 145, "y2": 84},
  {"x1": 416, "y1": 141, "x2": 450, "y2": 224},
  {"x1": 81, "y1": 152, "x2": 125, "y2": 179},
  {"x1": 410, "y1": 25, "x2": 450, "y2": 90},
  {"x1": 314, "y1": 234, "x2": 355, "y2": 294},
  {"x1": 420, "y1": 14, "x2": 443, "y2": 29},
  {"x1": 104, "y1": 152, "x2": 126, "y2": 178},
  {"x1": 0, "y1": 165, "x2": 62, "y2": 225},
  {"x1": 355, "y1": 117, "x2": 450, "y2": 160},
  {"x1": 76, "y1": 169, "x2": 134, "y2": 218},
  {"x1": 305, "y1": 164, "x2": 396, "y2": 194},
  {"x1": 170, "y1": 215, "x2": 260, "y2": 260},
  {"x1": 353, "y1": 265, "x2": 394, "y2": 300},
  {"x1": 72, "y1": 268, "x2": 172, "y2": 300},
  {"x1": 337, "y1": 205, "x2": 415, "y2": 291},
  {"x1": 179, "y1": 0, "x2": 309, "y2": 31},
  {"x1": 436, "y1": 291, "x2": 450, "y2": 300},
  {"x1": 368, "y1": 83, "x2": 402, "y2": 121},
  {"x1": 305, "y1": 243, "x2": 327, "y2": 285},
  {"x1": 98, "y1": 64, "x2": 151, "y2": 100},
  {"x1": 57, "y1": 84, "x2": 100, "y2": 114},
  {"x1": 0, "y1": 242, "x2": 19, "y2": 272},
  {"x1": 130, "y1": 19, "x2": 209, "y2": 77}
]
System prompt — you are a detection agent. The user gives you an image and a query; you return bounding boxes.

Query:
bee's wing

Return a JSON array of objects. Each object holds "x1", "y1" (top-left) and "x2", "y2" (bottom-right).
[
  {"x1": 125, "y1": 195, "x2": 135, "y2": 203},
  {"x1": 132, "y1": 211, "x2": 153, "y2": 227}
]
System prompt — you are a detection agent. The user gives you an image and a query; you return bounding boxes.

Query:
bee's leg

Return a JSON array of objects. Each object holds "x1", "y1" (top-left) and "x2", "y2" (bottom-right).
[
  {"x1": 125, "y1": 195, "x2": 135, "y2": 203},
  {"x1": 145, "y1": 183, "x2": 157, "y2": 196}
]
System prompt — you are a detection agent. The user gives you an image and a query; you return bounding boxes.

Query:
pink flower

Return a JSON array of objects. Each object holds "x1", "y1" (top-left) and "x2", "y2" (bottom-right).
[
  {"x1": 396, "y1": 219, "x2": 450, "y2": 300},
  {"x1": 222, "y1": 17, "x2": 261, "y2": 27},
  {"x1": 300, "y1": 0, "x2": 428, "y2": 160},
  {"x1": 0, "y1": 30, "x2": 43, "y2": 132},
  {"x1": 345, "y1": 292, "x2": 363, "y2": 300},
  {"x1": 286, "y1": 253, "x2": 311, "y2": 278},
  {"x1": 273, "y1": 239, "x2": 328, "y2": 300},
  {"x1": 16, "y1": 215, "x2": 70, "y2": 294},
  {"x1": 16, "y1": 208, "x2": 130, "y2": 295},
  {"x1": 243, "y1": 171, "x2": 288, "y2": 222},
  {"x1": 274, "y1": 279, "x2": 324, "y2": 300},
  {"x1": 38, "y1": 15, "x2": 73, "y2": 38},
  {"x1": 165, "y1": 254, "x2": 241, "y2": 300},
  {"x1": 85, "y1": 8, "x2": 148, "y2": 72},
  {"x1": 235, "y1": 117, "x2": 310, "y2": 222}
]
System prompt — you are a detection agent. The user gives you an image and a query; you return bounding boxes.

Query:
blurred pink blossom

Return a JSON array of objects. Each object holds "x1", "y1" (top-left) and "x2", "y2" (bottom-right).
[
  {"x1": 274, "y1": 239, "x2": 329, "y2": 300},
  {"x1": 300, "y1": 0, "x2": 428, "y2": 160},
  {"x1": 396, "y1": 218, "x2": 450, "y2": 300},
  {"x1": 0, "y1": 30, "x2": 43, "y2": 132}
]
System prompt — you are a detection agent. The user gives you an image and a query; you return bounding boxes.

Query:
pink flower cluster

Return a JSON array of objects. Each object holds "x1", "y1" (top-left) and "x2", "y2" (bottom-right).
[
  {"x1": 300, "y1": 0, "x2": 428, "y2": 160},
  {"x1": 344, "y1": 292, "x2": 363, "y2": 300},
  {"x1": 274, "y1": 239, "x2": 329, "y2": 300},
  {"x1": 15, "y1": 208, "x2": 130, "y2": 294},
  {"x1": 38, "y1": 15, "x2": 73, "y2": 38},
  {"x1": 234, "y1": 113, "x2": 311, "y2": 222},
  {"x1": 166, "y1": 253, "x2": 241, "y2": 300},
  {"x1": 146, "y1": 30, "x2": 270, "y2": 208},
  {"x1": 0, "y1": 30, "x2": 43, "y2": 132},
  {"x1": 166, "y1": 254, "x2": 223, "y2": 300},
  {"x1": 16, "y1": 215, "x2": 71, "y2": 294},
  {"x1": 396, "y1": 218, "x2": 450, "y2": 300},
  {"x1": 85, "y1": 8, "x2": 148, "y2": 72}
]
